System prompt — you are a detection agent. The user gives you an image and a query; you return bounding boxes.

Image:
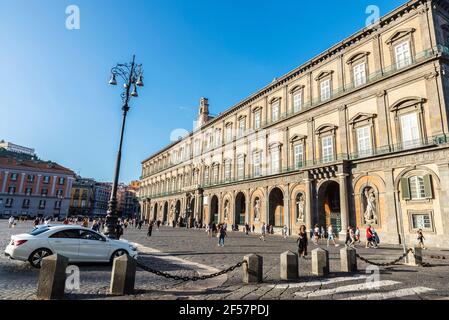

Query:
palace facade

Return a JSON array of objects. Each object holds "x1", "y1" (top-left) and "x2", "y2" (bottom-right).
[{"x1": 139, "y1": 0, "x2": 449, "y2": 247}]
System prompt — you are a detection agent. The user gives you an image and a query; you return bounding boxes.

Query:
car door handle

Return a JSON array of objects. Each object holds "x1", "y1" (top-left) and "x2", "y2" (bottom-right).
[{"x1": 53, "y1": 241, "x2": 62, "y2": 244}]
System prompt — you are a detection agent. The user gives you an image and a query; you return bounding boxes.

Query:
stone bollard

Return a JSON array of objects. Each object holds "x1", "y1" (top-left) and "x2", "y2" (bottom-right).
[
  {"x1": 110, "y1": 254, "x2": 137, "y2": 295},
  {"x1": 406, "y1": 247, "x2": 423, "y2": 266},
  {"x1": 36, "y1": 254, "x2": 69, "y2": 300},
  {"x1": 243, "y1": 254, "x2": 263, "y2": 284},
  {"x1": 312, "y1": 248, "x2": 329, "y2": 277},
  {"x1": 280, "y1": 251, "x2": 298, "y2": 280},
  {"x1": 340, "y1": 247, "x2": 357, "y2": 272}
]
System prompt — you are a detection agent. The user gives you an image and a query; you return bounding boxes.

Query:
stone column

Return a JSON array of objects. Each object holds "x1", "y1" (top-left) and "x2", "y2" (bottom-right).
[
  {"x1": 51, "y1": 175, "x2": 57, "y2": 196},
  {"x1": 245, "y1": 189, "x2": 250, "y2": 224},
  {"x1": 338, "y1": 105, "x2": 349, "y2": 157},
  {"x1": 304, "y1": 178, "x2": 313, "y2": 231},
  {"x1": 384, "y1": 169, "x2": 401, "y2": 243},
  {"x1": 337, "y1": 173, "x2": 349, "y2": 237},
  {"x1": 307, "y1": 118, "x2": 315, "y2": 164},
  {"x1": 19, "y1": 173, "x2": 26, "y2": 194},
  {"x1": 264, "y1": 186, "x2": 269, "y2": 224},
  {"x1": 283, "y1": 127, "x2": 290, "y2": 170},
  {"x1": 372, "y1": 34, "x2": 384, "y2": 75},
  {"x1": 376, "y1": 90, "x2": 391, "y2": 147},
  {"x1": 34, "y1": 174, "x2": 42, "y2": 195},
  {"x1": 285, "y1": 184, "x2": 291, "y2": 235}
]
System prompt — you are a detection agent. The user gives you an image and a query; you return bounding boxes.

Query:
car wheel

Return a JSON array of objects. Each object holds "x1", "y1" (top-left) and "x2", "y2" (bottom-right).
[
  {"x1": 29, "y1": 248, "x2": 53, "y2": 269},
  {"x1": 110, "y1": 249, "x2": 128, "y2": 263}
]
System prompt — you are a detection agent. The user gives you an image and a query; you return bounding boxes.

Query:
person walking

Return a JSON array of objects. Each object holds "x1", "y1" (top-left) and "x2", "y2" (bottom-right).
[
  {"x1": 82, "y1": 217, "x2": 88, "y2": 228},
  {"x1": 327, "y1": 224, "x2": 338, "y2": 247},
  {"x1": 63, "y1": 217, "x2": 69, "y2": 225},
  {"x1": 147, "y1": 221, "x2": 154, "y2": 237},
  {"x1": 417, "y1": 229, "x2": 426, "y2": 249},
  {"x1": 320, "y1": 226, "x2": 326, "y2": 240},
  {"x1": 33, "y1": 217, "x2": 40, "y2": 228},
  {"x1": 297, "y1": 225, "x2": 308, "y2": 259},
  {"x1": 245, "y1": 223, "x2": 249, "y2": 236},
  {"x1": 252, "y1": 225, "x2": 255, "y2": 233},
  {"x1": 355, "y1": 227, "x2": 361, "y2": 244},
  {"x1": 371, "y1": 226, "x2": 380, "y2": 248},
  {"x1": 218, "y1": 224, "x2": 226, "y2": 247},
  {"x1": 8, "y1": 216, "x2": 15, "y2": 228},
  {"x1": 313, "y1": 224, "x2": 320, "y2": 245},
  {"x1": 282, "y1": 225, "x2": 288, "y2": 239},
  {"x1": 365, "y1": 225, "x2": 374, "y2": 248},
  {"x1": 260, "y1": 223, "x2": 267, "y2": 241}
]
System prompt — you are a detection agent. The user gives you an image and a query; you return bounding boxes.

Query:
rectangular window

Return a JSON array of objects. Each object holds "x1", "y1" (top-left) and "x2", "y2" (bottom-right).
[
  {"x1": 271, "y1": 101, "x2": 280, "y2": 122},
  {"x1": 411, "y1": 213, "x2": 432, "y2": 230},
  {"x1": 356, "y1": 126, "x2": 373, "y2": 157},
  {"x1": 28, "y1": 175, "x2": 36, "y2": 183},
  {"x1": 5, "y1": 198, "x2": 13, "y2": 207},
  {"x1": 22, "y1": 199, "x2": 30, "y2": 208},
  {"x1": 224, "y1": 160, "x2": 232, "y2": 181},
  {"x1": 10, "y1": 173, "x2": 18, "y2": 181},
  {"x1": 321, "y1": 136, "x2": 334, "y2": 163},
  {"x1": 409, "y1": 176, "x2": 426, "y2": 200},
  {"x1": 56, "y1": 189, "x2": 63, "y2": 197},
  {"x1": 271, "y1": 148, "x2": 280, "y2": 174},
  {"x1": 204, "y1": 168, "x2": 209, "y2": 184},
  {"x1": 254, "y1": 110, "x2": 261, "y2": 129},
  {"x1": 400, "y1": 113, "x2": 420, "y2": 148},
  {"x1": 294, "y1": 144, "x2": 304, "y2": 169},
  {"x1": 25, "y1": 188, "x2": 32, "y2": 196},
  {"x1": 395, "y1": 41, "x2": 412, "y2": 69},
  {"x1": 8, "y1": 186, "x2": 16, "y2": 195},
  {"x1": 253, "y1": 152, "x2": 262, "y2": 177},
  {"x1": 215, "y1": 129, "x2": 221, "y2": 147},
  {"x1": 238, "y1": 118, "x2": 246, "y2": 138},
  {"x1": 353, "y1": 62, "x2": 367, "y2": 86},
  {"x1": 237, "y1": 156, "x2": 245, "y2": 179},
  {"x1": 320, "y1": 79, "x2": 331, "y2": 101},
  {"x1": 213, "y1": 166, "x2": 219, "y2": 183},
  {"x1": 58, "y1": 177, "x2": 65, "y2": 185},
  {"x1": 42, "y1": 176, "x2": 50, "y2": 184},
  {"x1": 293, "y1": 92, "x2": 302, "y2": 113},
  {"x1": 39, "y1": 200, "x2": 46, "y2": 209},
  {"x1": 225, "y1": 126, "x2": 233, "y2": 143},
  {"x1": 54, "y1": 201, "x2": 62, "y2": 209},
  {"x1": 41, "y1": 189, "x2": 48, "y2": 197}
]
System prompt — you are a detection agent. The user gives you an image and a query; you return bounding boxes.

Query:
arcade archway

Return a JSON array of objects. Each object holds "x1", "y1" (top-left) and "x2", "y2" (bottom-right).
[
  {"x1": 269, "y1": 187, "x2": 284, "y2": 227},
  {"x1": 317, "y1": 180, "x2": 341, "y2": 233}
]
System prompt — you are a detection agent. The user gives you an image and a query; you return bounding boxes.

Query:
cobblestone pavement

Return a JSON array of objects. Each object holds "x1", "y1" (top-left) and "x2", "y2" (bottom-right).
[{"x1": 1, "y1": 220, "x2": 449, "y2": 300}]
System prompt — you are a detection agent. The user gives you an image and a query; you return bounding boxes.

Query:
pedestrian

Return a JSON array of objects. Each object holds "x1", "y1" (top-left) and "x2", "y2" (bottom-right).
[
  {"x1": 313, "y1": 224, "x2": 320, "y2": 245},
  {"x1": 92, "y1": 220, "x2": 100, "y2": 232},
  {"x1": 172, "y1": 220, "x2": 175, "y2": 228},
  {"x1": 417, "y1": 229, "x2": 426, "y2": 249},
  {"x1": 212, "y1": 223, "x2": 217, "y2": 237},
  {"x1": 320, "y1": 226, "x2": 326, "y2": 239},
  {"x1": 147, "y1": 221, "x2": 153, "y2": 237},
  {"x1": 371, "y1": 226, "x2": 380, "y2": 248},
  {"x1": 8, "y1": 216, "x2": 15, "y2": 228},
  {"x1": 33, "y1": 217, "x2": 40, "y2": 228},
  {"x1": 327, "y1": 224, "x2": 339, "y2": 247},
  {"x1": 260, "y1": 223, "x2": 267, "y2": 241},
  {"x1": 252, "y1": 225, "x2": 255, "y2": 233},
  {"x1": 348, "y1": 227, "x2": 356, "y2": 247},
  {"x1": 63, "y1": 217, "x2": 69, "y2": 225},
  {"x1": 355, "y1": 227, "x2": 361, "y2": 244},
  {"x1": 297, "y1": 225, "x2": 308, "y2": 258},
  {"x1": 282, "y1": 225, "x2": 288, "y2": 238},
  {"x1": 116, "y1": 222, "x2": 124, "y2": 240},
  {"x1": 245, "y1": 223, "x2": 249, "y2": 235},
  {"x1": 82, "y1": 217, "x2": 88, "y2": 228},
  {"x1": 365, "y1": 225, "x2": 374, "y2": 248},
  {"x1": 218, "y1": 224, "x2": 226, "y2": 247},
  {"x1": 157, "y1": 220, "x2": 161, "y2": 230},
  {"x1": 138, "y1": 220, "x2": 143, "y2": 229}
]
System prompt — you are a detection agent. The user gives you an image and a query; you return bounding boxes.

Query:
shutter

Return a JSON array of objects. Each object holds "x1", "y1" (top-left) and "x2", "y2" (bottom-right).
[
  {"x1": 423, "y1": 174, "x2": 433, "y2": 199},
  {"x1": 401, "y1": 178, "x2": 411, "y2": 200}
]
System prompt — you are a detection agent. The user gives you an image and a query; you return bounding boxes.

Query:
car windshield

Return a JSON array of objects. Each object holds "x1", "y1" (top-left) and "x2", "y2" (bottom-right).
[{"x1": 29, "y1": 227, "x2": 50, "y2": 236}]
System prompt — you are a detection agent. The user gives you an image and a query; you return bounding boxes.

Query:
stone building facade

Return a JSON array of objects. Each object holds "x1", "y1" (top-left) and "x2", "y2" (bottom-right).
[{"x1": 139, "y1": 0, "x2": 449, "y2": 248}]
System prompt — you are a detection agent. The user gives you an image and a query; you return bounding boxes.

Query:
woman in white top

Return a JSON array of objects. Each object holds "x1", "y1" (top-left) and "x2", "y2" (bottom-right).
[
  {"x1": 327, "y1": 224, "x2": 339, "y2": 247},
  {"x1": 8, "y1": 216, "x2": 15, "y2": 228}
]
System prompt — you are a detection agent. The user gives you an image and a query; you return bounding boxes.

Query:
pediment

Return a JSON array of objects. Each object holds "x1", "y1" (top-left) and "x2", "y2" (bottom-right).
[
  {"x1": 346, "y1": 52, "x2": 370, "y2": 65},
  {"x1": 385, "y1": 28, "x2": 415, "y2": 44},
  {"x1": 289, "y1": 84, "x2": 305, "y2": 94},
  {"x1": 315, "y1": 123, "x2": 338, "y2": 134},
  {"x1": 389, "y1": 96, "x2": 426, "y2": 112},
  {"x1": 315, "y1": 70, "x2": 334, "y2": 81},
  {"x1": 348, "y1": 112, "x2": 377, "y2": 125},
  {"x1": 289, "y1": 134, "x2": 307, "y2": 142}
]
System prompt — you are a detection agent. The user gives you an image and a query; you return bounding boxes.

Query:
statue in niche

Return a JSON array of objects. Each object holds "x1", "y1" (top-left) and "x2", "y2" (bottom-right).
[
  {"x1": 254, "y1": 198, "x2": 260, "y2": 221},
  {"x1": 224, "y1": 201, "x2": 229, "y2": 220},
  {"x1": 363, "y1": 187, "x2": 378, "y2": 225},
  {"x1": 296, "y1": 193, "x2": 305, "y2": 222}
]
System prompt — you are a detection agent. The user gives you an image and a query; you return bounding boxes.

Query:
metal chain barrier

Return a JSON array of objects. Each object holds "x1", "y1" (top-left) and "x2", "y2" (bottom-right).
[
  {"x1": 136, "y1": 259, "x2": 247, "y2": 282},
  {"x1": 355, "y1": 248, "x2": 413, "y2": 267}
]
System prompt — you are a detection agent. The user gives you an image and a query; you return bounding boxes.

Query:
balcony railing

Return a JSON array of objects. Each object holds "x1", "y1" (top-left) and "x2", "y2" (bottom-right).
[
  {"x1": 139, "y1": 133, "x2": 449, "y2": 200},
  {"x1": 140, "y1": 45, "x2": 448, "y2": 181}
]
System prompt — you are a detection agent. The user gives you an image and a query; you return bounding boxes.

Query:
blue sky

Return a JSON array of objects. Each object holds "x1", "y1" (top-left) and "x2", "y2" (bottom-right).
[{"x1": 0, "y1": 0, "x2": 405, "y2": 183}]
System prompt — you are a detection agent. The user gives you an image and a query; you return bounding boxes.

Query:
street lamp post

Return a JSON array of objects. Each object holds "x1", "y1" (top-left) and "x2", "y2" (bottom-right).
[{"x1": 103, "y1": 55, "x2": 144, "y2": 239}]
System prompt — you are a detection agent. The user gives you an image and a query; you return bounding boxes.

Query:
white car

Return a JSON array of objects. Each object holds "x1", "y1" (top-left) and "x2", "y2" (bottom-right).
[{"x1": 4, "y1": 225, "x2": 138, "y2": 268}]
